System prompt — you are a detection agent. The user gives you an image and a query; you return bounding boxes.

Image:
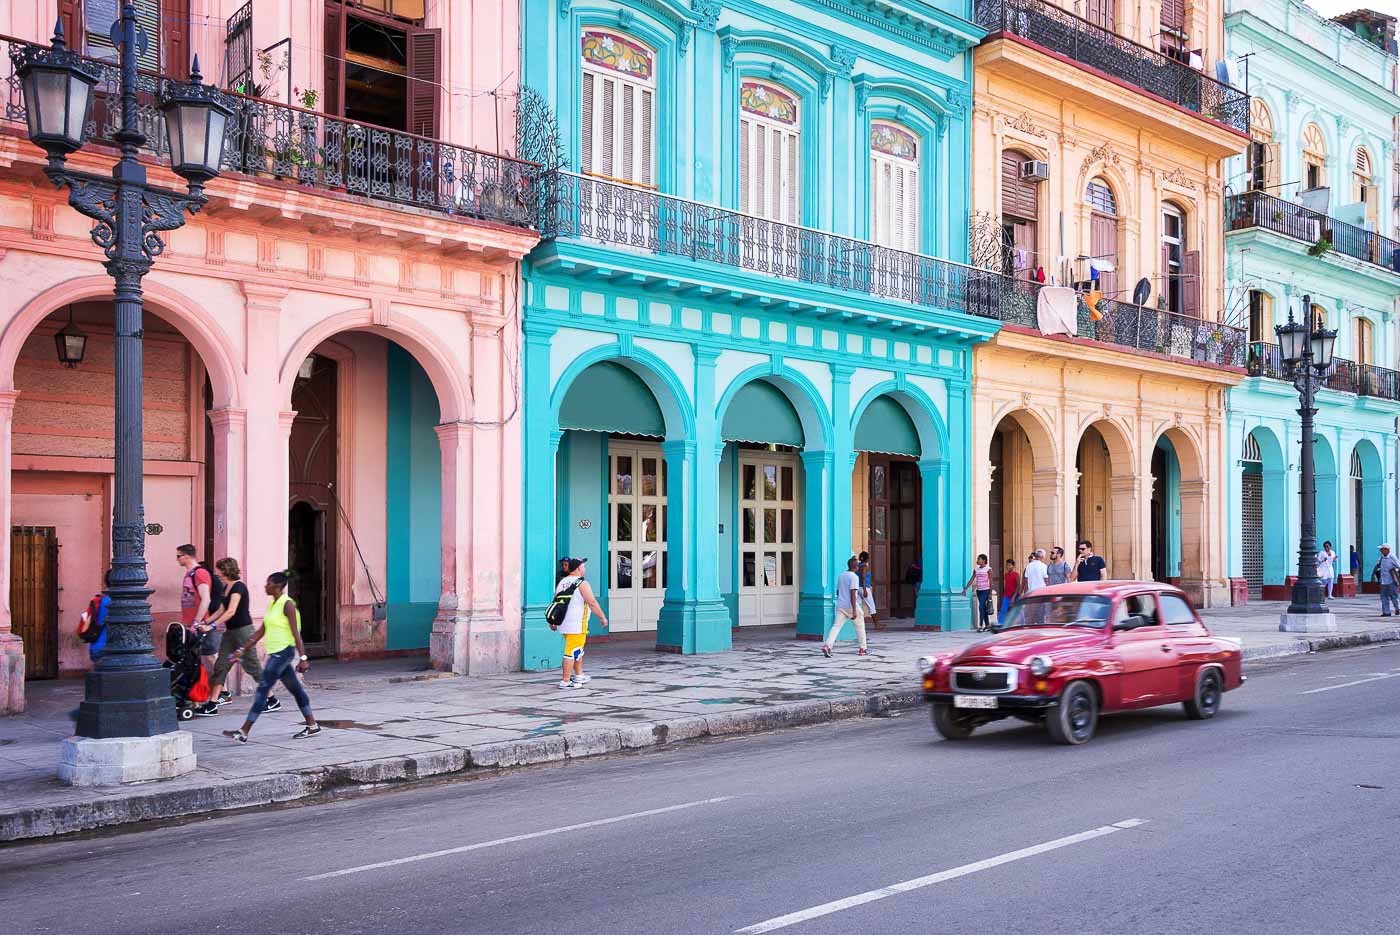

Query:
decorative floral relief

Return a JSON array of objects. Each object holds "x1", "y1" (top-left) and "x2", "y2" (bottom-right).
[
  {"x1": 581, "y1": 31, "x2": 654, "y2": 80},
  {"x1": 740, "y1": 81, "x2": 798, "y2": 124},
  {"x1": 871, "y1": 123, "x2": 918, "y2": 160}
]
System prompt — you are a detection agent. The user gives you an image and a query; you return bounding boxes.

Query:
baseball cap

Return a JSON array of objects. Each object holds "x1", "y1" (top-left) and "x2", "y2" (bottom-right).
[{"x1": 565, "y1": 557, "x2": 588, "y2": 572}]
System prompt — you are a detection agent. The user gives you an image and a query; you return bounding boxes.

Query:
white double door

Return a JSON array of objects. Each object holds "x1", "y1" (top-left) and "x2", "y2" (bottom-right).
[
  {"x1": 607, "y1": 442, "x2": 667, "y2": 633},
  {"x1": 737, "y1": 451, "x2": 800, "y2": 627}
]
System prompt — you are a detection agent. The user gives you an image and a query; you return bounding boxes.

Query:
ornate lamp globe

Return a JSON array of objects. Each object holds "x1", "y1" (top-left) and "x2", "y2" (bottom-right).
[
  {"x1": 1275, "y1": 313, "x2": 1307, "y2": 367},
  {"x1": 159, "y1": 56, "x2": 233, "y2": 191},
  {"x1": 15, "y1": 21, "x2": 100, "y2": 167}
]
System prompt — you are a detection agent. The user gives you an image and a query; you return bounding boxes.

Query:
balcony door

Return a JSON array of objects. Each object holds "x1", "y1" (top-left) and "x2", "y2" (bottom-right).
[
  {"x1": 740, "y1": 81, "x2": 802, "y2": 225},
  {"x1": 1084, "y1": 0, "x2": 1116, "y2": 31},
  {"x1": 1087, "y1": 179, "x2": 1119, "y2": 299},
  {"x1": 1001, "y1": 150, "x2": 1038, "y2": 281}
]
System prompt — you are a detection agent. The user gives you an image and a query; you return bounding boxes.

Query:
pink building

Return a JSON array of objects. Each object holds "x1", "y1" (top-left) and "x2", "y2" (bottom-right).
[{"x1": 0, "y1": 1, "x2": 536, "y2": 713}]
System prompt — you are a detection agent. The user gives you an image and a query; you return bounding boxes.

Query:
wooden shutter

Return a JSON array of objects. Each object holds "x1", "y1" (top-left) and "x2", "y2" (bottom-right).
[
  {"x1": 1161, "y1": 0, "x2": 1185, "y2": 32},
  {"x1": 1012, "y1": 220, "x2": 1036, "y2": 281},
  {"x1": 58, "y1": 0, "x2": 84, "y2": 48},
  {"x1": 1090, "y1": 212, "x2": 1119, "y2": 298},
  {"x1": 407, "y1": 26, "x2": 442, "y2": 137},
  {"x1": 872, "y1": 147, "x2": 919, "y2": 252},
  {"x1": 1161, "y1": 242, "x2": 1172, "y2": 308},
  {"x1": 600, "y1": 75, "x2": 615, "y2": 177},
  {"x1": 1000, "y1": 151, "x2": 1037, "y2": 221},
  {"x1": 739, "y1": 119, "x2": 750, "y2": 213},
  {"x1": 324, "y1": 1, "x2": 346, "y2": 117},
  {"x1": 639, "y1": 86, "x2": 653, "y2": 186},
  {"x1": 164, "y1": 0, "x2": 190, "y2": 76},
  {"x1": 1182, "y1": 250, "x2": 1200, "y2": 318},
  {"x1": 1086, "y1": 0, "x2": 1115, "y2": 30}
]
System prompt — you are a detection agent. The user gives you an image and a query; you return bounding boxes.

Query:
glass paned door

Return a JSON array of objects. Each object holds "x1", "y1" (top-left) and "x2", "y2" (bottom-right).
[
  {"x1": 737, "y1": 451, "x2": 799, "y2": 626},
  {"x1": 608, "y1": 442, "x2": 667, "y2": 632}
]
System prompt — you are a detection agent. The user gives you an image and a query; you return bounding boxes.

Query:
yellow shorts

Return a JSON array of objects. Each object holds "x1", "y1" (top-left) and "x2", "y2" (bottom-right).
[{"x1": 563, "y1": 626, "x2": 587, "y2": 661}]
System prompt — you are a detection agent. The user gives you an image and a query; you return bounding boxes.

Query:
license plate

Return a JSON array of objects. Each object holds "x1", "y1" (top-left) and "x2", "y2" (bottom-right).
[{"x1": 954, "y1": 695, "x2": 998, "y2": 710}]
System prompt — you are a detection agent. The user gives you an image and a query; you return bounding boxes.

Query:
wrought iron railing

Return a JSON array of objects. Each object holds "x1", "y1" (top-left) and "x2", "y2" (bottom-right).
[
  {"x1": 545, "y1": 172, "x2": 1246, "y2": 367},
  {"x1": 973, "y1": 0, "x2": 1250, "y2": 134},
  {"x1": 2, "y1": 34, "x2": 538, "y2": 229},
  {"x1": 1227, "y1": 190, "x2": 1400, "y2": 274},
  {"x1": 1247, "y1": 341, "x2": 1400, "y2": 400}
]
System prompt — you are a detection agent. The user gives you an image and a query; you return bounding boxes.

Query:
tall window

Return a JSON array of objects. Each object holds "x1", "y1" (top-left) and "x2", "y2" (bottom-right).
[
  {"x1": 323, "y1": 1, "x2": 440, "y2": 135},
  {"x1": 739, "y1": 81, "x2": 801, "y2": 224},
  {"x1": 1000, "y1": 149, "x2": 1039, "y2": 281},
  {"x1": 1161, "y1": 204, "x2": 1199, "y2": 317},
  {"x1": 1311, "y1": 304, "x2": 1327, "y2": 333},
  {"x1": 580, "y1": 31, "x2": 656, "y2": 187},
  {"x1": 1354, "y1": 148, "x2": 1377, "y2": 228},
  {"x1": 870, "y1": 122, "x2": 920, "y2": 252},
  {"x1": 61, "y1": 0, "x2": 189, "y2": 74},
  {"x1": 1160, "y1": 0, "x2": 1187, "y2": 59},
  {"x1": 1084, "y1": 0, "x2": 1116, "y2": 32},
  {"x1": 1248, "y1": 100, "x2": 1276, "y2": 191},
  {"x1": 1086, "y1": 178, "x2": 1119, "y2": 298},
  {"x1": 1355, "y1": 318, "x2": 1374, "y2": 366},
  {"x1": 1303, "y1": 124, "x2": 1327, "y2": 191},
  {"x1": 1248, "y1": 290, "x2": 1272, "y2": 344}
]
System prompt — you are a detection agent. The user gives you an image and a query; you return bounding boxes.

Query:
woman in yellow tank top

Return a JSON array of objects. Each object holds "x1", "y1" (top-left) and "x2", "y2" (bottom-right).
[{"x1": 222, "y1": 571, "x2": 320, "y2": 743}]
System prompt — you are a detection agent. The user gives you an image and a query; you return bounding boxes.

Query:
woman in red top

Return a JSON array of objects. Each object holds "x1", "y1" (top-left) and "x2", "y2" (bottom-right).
[{"x1": 1000, "y1": 559, "x2": 1019, "y2": 621}]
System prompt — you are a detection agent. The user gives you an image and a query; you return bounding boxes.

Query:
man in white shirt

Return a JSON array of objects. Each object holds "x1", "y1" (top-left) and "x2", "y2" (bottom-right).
[
  {"x1": 1022, "y1": 549, "x2": 1049, "y2": 625},
  {"x1": 822, "y1": 556, "x2": 868, "y2": 657}
]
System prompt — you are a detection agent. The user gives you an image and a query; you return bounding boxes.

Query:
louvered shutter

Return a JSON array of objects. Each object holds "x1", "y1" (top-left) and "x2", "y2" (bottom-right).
[
  {"x1": 600, "y1": 75, "x2": 615, "y2": 177},
  {"x1": 581, "y1": 50, "x2": 654, "y2": 187},
  {"x1": 1182, "y1": 250, "x2": 1200, "y2": 318},
  {"x1": 581, "y1": 72, "x2": 595, "y2": 174},
  {"x1": 86, "y1": 0, "x2": 161, "y2": 71},
  {"x1": 739, "y1": 120, "x2": 750, "y2": 213},
  {"x1": 406, "y1": 26, "x2": 442, "y2": 137},
  {"x1": 741, "y1": 114, "x2": 800, "y2": 225},
  {"x1": 1161, "y1": 0, "x2": 1185, "y2": 32},
  {"x1": 324, "y1": 1, "x2": 346, "y2": 116},
  {"x1": 58, "y1": 0, "x2": 84, "y2": 49},
  {"x1": 164, "y1": 0, "x2": 190, "y2": 76},
  {"x1": 786, "y1": 131, "x2": 799, "y2": 224},
  {"x1": 871, "y1": 145, "x2": 919, "y2": 251},
  {"x1": 639, "y1": 87, "x2": 653, "y2": 186},
  {"x1": 1000, "y1": 151, "x2": 1037, "y2": 221}
]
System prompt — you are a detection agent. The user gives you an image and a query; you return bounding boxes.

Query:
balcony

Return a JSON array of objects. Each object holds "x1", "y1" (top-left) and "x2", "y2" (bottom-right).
[
  {"x1": 1, "y1": 35, "x2": 538, "y2": 230},
  {"x1": 972, "y1": 0, "x2": 1250, "y2": 146},
  {"x1": 1228, "y1": 191, "x2": 1400, "y2": 276},
  {"x1": 542, "y1": 172, "x2": 1246, "y2": 368},
  {"x1": 1247, "y1": 342, "x2": 1400, "y2": 401}
]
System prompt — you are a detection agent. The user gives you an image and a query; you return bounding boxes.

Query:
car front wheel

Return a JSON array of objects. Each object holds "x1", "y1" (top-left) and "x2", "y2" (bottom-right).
[
  {"x1": 1046, "y1": 681, "x2": 1098, "y2": 745},
  {"x1": 932, "y1": 703, "x2": 976, "y2": 740},
  {"x1": 1183, "y1": 667, "x2": 1223, "y2": 720}
]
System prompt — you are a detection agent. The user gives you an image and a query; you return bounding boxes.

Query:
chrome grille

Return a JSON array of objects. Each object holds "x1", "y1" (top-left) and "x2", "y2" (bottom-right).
[{"x1": 952, "y1": 666, "x2": 1018, "y2": 694}]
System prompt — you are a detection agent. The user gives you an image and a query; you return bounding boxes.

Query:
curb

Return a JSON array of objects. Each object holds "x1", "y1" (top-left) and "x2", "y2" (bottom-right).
[{"x1": 1241, "y1": 626, "x2": 1400, "y2": 662}]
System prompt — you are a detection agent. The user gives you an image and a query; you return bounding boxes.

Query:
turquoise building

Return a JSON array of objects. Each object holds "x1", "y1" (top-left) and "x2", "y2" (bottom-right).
[
  {"x1": 1223, "y1": 1, "x2": 1400, "y2": 596},
  {"x1": 520, "y1": 0, "x2": 996, "y2": 666}
]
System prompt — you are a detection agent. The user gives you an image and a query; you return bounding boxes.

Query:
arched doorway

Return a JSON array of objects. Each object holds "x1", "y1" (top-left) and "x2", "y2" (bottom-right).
[
  {"x1": 1313, "y1": 433, "x2": 1339, "y2": 556},
  {"x1": 854, "y1": 395, "x2": 921, "y2": 620},
  {"x1": 988, "y1": 409, "x2": 1057, "y2": 578},
  {"x1": 1074, "y1": 421, "x2": 1134, "y2": 578},
  {"x1": 1150, "y1": 438, "x2": 1179, "y2": 582},
  {"x1": 1351, "y1": 440, "x2": 1384, "y2": 571},
  {"x1": 1241, "y1": 427, "x2": 1286, "y2": 594}
]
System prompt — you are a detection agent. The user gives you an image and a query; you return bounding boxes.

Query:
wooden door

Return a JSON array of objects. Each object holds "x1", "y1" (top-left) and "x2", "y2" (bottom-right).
[
  {"x1": 1090, "y1": 212, "x2": 1119, "y2": 298},
  {"x1": 11, "y1": 527, "x2": 59, "y2": 679},
  {"x1": 869, "y1": 458, "x2": 921, "y2": 620},
  {"x1": 1085, "y1": 0, "x2": 1115, "y2": 31},
  {"x1": 1000, "y1": 151, "x2": 1038, "y2": 280},
  {"x1": 288, "y1": 356, "x2": 339, "y2": 657}
]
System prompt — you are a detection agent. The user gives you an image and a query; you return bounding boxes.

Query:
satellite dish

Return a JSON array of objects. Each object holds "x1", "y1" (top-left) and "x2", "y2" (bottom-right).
[
  {"x1": 1132, "y1": 278, "x2": 1151, "y2": 307},
  {"x1": 1215, "y1": 59, "x2": 1231, "y2": 86}
]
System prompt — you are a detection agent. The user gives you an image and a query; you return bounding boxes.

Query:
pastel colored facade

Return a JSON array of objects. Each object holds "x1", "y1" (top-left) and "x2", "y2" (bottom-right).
[
  {"x1": 521, "y1": 0, "x2": 995, "y2": 666},
  {"x1": 966, "y1": 0, "x2": 1251, "y2": 607},
  {"x1": 1222, "y1": 0, "x2": 1400, "y2": 598},
  {"x1": 0, "y1": 1, "x2": 535, "y2": 713}
]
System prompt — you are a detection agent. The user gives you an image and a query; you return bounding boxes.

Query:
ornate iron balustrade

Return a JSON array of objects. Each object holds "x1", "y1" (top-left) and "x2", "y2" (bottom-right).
[
  {"x1": 1228, "y1": 190, "x2": 1400, "y2": 275},
  {"x1": 1247, "y1": 341, "x2": 1400, "y2": 400},
  {"x1": 2, "y1": 34, "x2": 538, "y2": 229},
  {"x1": 1247, "y1": 342, "x2": 1284, "y2": 380},
  {"x1": 972, "y1": 0, "x2": 1250, "y2": 134},
  {"x1": 546, "y1": 172, "x2": 1246, "y2": 367}
]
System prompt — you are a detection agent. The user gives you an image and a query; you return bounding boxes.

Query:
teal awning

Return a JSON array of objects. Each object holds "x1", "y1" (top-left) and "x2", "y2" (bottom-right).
[
  {"x1": 559, "y1": 361, "x2": 664, "y2": 436},
  {"x1": 854, "y1": 396, "x2": 920, "y2": 457},
  {"x1": 722, "y1": 380, "x2": 803, "y2": 447}
]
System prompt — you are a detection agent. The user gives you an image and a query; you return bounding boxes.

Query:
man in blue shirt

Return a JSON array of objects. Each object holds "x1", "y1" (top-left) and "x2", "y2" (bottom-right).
[{"x1": 1074, "y1": 540, "x2": 1107, "y2": 582}]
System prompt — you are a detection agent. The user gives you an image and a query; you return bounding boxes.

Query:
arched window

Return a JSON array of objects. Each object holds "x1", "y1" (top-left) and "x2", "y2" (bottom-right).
[
  {"x1": 1355, "y1": 317, "x2": 1374, "y2": 366},
  {"x1": 739, "y1": 80, "x2": 801, "y2": 224},
  {"x1": 1302, "y1": 124, "x2": 1327, "y2": 190},
  {"x1": 1161, "y1": 202, "x2": 1198, "y2": 316},
  {"x1": 1248, "y1": 100, "x2": 1276, "y2": 191},
  {"x1": 580, "y1": 31, "x2": 656, "y2": 187},
  {"x1": 1000, "y1": 149, "x2": 1039, "y2": 280},
  {"x1": 1353, "y1": 148, "x2": 1377, "y2": 228},
  {"x1": 1086, "y1": 178, "x2": 1119, "y2": 298},
  {"x1": 870, "y1": 121, "x2": 920, "y2": 252}
]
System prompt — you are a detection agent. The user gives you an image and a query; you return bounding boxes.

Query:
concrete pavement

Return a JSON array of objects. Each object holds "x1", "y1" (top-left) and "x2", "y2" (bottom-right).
[
  {"x1": 1, "y1": 595, "x2": 1398, "y2": 841},
  {"x1": 1, "y1": 643, "x2": 1397, "y2": 934}
]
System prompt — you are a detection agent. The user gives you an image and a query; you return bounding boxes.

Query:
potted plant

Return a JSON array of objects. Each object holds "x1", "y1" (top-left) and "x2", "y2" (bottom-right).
[{"x1": 1307, "y1": 235, "x2": 1333, "y2": 257}]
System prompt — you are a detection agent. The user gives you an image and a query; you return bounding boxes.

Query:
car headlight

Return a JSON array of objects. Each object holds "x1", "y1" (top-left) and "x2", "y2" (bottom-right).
[
  {"x1": 1029, "y1": 655, "x2": 1053, "y2": 677},
  {"x1": 917, "y1": 655, "x2": 937, "y2": 675}
]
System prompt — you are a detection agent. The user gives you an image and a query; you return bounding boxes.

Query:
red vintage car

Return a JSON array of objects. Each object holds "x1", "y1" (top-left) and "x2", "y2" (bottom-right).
[{"x1": 918, "y1": 581, "x2": 1245, "y2": 745}]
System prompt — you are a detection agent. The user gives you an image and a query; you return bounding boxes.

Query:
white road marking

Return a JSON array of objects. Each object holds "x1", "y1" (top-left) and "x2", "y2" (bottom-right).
[
  {"x1": 1301, "y1": 672, "x2": 1400, "y2": 695},
  {"x1": 734, "y1": 819, "x2": 1149, "y2": 935},
  {"x1": 301, "y1": 795, "x2": 738, "y2": 881}
]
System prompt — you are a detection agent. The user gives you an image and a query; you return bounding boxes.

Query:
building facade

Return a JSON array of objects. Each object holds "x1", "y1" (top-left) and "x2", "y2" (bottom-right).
[
  {"x1": 965, "y1": 0, "x2": 1252, "y2": 608},
  {"x1": 1223, "y1": 1, "x2": 1400, "y2": 598},
  {"x1": 520, "y1": 0, "x2": 999, "y2": 667},
  {"x1": 0, "y1": 0, "x2": 536, "y2": 713}
]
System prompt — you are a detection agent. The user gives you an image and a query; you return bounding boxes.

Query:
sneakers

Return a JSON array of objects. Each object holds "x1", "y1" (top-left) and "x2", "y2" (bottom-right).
[
  {"x1": 193, "y1": 702, "x2": 220, "y2": 717},
  {"x1": 263, "y1": 696, "x2": 282, "y2": 712},
  {"x1": 857, "y1": 648, "x2": 869, "y2": 656},
  {"x1": 571, "y1": 674, "x2": 593, "y2": 685},
  {"x1": 558, "y1": 679, "x2": 574, "y2": 689},
  {"x1": 222, "y1": 729, "x2": 247, "y2": 744},
  {"x1": 821, "y1": 644, "x2": 832, "y2": 658},
  {"x1": 215, "y1": 691, "x2": 233, "y2": 707},
  {"x1": 293, "y1": 725, "x2": 321, "y2": 739}
]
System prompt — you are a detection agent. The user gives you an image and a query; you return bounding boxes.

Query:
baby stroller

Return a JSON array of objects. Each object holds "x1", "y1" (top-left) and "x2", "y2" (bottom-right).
[{"x1": 163, "y1": 623, "x2": 211, "y2": 720}]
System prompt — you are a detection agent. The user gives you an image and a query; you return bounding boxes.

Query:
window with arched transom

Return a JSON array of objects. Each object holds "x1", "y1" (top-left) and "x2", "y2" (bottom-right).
[
  {"x1": 1086, "y1": 178, "x2": 1120, "y2": 298},
  {"x1": 580, "y1": 30, "x2": 656, "y2": 188},
  {"x1": 1248, "y1": 100, "x2": 1277, "y2": 191},
  {"x1": 1302, "y1": 124, "x2": 1327, "y2": 190},
  {"x1": 739, "y1": 80, "x2": 801, "y2": 225},
  {"x1": 870, "y1": 121, "x2": 920, "y2": 252}
]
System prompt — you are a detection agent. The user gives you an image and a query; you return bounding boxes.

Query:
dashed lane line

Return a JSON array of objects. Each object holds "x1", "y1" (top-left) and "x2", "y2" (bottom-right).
[{"x1": 1301, "y1": 672, "x2": 1400, "y2": 695}]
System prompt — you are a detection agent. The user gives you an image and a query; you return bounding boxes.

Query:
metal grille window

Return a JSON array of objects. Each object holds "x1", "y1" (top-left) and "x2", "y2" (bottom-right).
[
  {"x1": 1086, "y1": 179, "x2": 1117, "y2": 214},
  {"x1": 1241, "y1": 472, "x2": 1263, "y2": 592},
  {"x1": 870, "y1": 121, "x2": 920, "y2": 252},
  {"x1": 740, "y1": 81, "x2": 801, "y2": 225},
  {"x1": 225, "y1": 2, "x2": 253, "y2": 93},
  {"x1": 580, "y1": 31, "x2": 656, "y2": 187}
]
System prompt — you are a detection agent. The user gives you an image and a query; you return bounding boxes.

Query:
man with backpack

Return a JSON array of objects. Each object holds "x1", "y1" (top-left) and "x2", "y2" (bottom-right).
[
  {"x1": 549, "y1": 558, "x2": 607, "y2": 689},
  {"x1": 177, "y1": 544, "x2": 227, "y2": 704},
  {"x1": 77, "y1": 571, "x2": 113, "y2": 662}
]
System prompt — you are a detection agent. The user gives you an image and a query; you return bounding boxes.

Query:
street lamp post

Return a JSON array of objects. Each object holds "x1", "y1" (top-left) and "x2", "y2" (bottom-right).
[
  {"x1": 1276, "y1": 295, "x2": 1339, "y2": 633},
  {"x1": 16, "y1": 6, "x2": 230, "y2": 775}
]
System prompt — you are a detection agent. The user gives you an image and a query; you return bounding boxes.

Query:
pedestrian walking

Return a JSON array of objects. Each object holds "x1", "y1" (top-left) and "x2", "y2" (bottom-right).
[
  {"x1": 962, "y1": 554, "x2": 993, "y2": 631},
  {"x1": 556, "y1": 556, "x2": 571, "y2": 584},
  {"x1": 823, "y1": 556, "x2": 867, "y2": 656},
  {"x1": 555, "y1": 558, "x2": 607, "y2": 689},
  {"x1": 194, "y1": 558, "x2": 278, "y2": 716},
  {"x1": 77, "y1": 570, "x2": 113, "y2": 663},
  {"x1": 1350, "y1": 545, "x2": 1361, "y2": 582},
  {"x1": 1316, "y1": 541, "x2": 1337, "y2": 600},
  {"x1": 857, "y1": 551, "x2": 877, "y2": 625},
  {"x1": 1372, "y1": 544, "x2": 1400, "y2": 618},
  {"x1": 1000, "y1": 559, "x2": 1019, "y2": 619},
  {"x1": 1074, "y1": 540, "x2": 1107, "y2": 582},
  {"x1": 1046, "y1": 547, "x2": 1072, "y2": 586},
  {"x1": 222, "y1": 572, "x2": 319, "y2": 743}
]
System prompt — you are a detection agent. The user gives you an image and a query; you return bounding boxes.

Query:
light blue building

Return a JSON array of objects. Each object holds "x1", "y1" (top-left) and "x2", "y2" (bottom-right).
[
  {"x1": 519, "y1": 0, "x2": 996, "y2": 667},
  {"x1": 1223, "y1": 1, "x2": 1400, "y2": 596}
]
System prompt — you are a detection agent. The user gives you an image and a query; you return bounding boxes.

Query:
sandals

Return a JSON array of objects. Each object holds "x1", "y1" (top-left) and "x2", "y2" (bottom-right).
[
  {"x1": 223, "y1": 729, "x2": 247, "y2": 744},
  {"x1": 293, "y1": 725, "x2": 322, "y2": 739}
]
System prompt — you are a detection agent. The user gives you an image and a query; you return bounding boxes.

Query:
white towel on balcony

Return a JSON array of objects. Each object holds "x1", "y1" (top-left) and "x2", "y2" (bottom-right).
[{"x1": 1036, "y1": 286, "x2": 1078, "y2": 337}]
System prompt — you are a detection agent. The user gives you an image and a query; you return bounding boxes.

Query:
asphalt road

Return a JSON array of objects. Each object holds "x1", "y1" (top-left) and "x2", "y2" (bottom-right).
[{"x1": 3, "y1": 645, "x2": 1399, "y2": 935}]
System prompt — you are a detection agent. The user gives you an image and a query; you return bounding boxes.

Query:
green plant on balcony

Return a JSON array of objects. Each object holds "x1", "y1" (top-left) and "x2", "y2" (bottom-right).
[
  {"x1": 1271, "y1": 210, "x2": 1284, "y2": 222},
  {"x1": 1307, "y1": 236, "x2": 1333, "y2": 257}
]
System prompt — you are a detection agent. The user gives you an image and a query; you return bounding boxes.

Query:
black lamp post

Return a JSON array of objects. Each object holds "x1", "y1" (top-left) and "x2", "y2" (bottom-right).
[
  {"x1": 1276, "y1": 295, "x2": 1339, "y2": 629},
  {"x1": 16, "y1": 6, "x2": 231, "y2": 740}
]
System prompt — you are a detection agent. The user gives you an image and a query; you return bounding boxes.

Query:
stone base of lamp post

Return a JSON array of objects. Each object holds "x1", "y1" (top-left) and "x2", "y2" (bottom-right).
[
  {"x1": 1278, "y1": 611, "x2": 1338, "y2": 633},
  {"x1": 58, "y1": 731, "x2": 195, "y2": 786}
]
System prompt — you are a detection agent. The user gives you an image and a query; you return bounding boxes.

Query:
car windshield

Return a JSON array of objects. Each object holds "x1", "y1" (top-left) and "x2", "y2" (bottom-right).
[{"x1": 1000, "y1": 595, "x2": 1112, "y2": 629}]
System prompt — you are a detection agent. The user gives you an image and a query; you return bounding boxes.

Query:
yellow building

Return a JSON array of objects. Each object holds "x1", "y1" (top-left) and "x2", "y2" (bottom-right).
[{"x1": 967, "y1": 0, "x2": 1252, "y2": 607}]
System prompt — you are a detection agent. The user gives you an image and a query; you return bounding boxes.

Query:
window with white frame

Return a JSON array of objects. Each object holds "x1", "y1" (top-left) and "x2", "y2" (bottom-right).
[
  {"x1": 869, "y1": 122, "x2": 920, "y2": 252},
  {"x1": 739, "y1": 81, "x2": 801, "y2": 225},
  {"x1": 580, "y1": 31, "x2": 656, "y2": 187}
]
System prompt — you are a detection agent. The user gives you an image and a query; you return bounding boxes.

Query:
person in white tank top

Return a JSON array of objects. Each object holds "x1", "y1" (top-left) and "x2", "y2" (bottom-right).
[{"x1": 556, "y1": 558, "x2": 608, "y2": 689}]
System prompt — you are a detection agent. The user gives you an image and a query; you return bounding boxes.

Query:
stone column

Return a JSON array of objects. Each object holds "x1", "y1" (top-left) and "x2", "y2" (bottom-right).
[
  {"x1": 1175, "y1": 478, "x2": 1213, "y2": 606},
  {"x1": 0, "y1": 391, "x2": 24, "y2": 714},
  {"x1": 520, "y1": 322, "x2": 560, "y2": 670},
  {"x1": 1110, "y1": 474, "x2": 1140, "y2": 579},
  {"x1": 241, "y1": 284, "x2": 288, "y2": 595},
  {"x1": 204, "y1": 407, "x2": 248, "y2": 565},
  {"x1": 914, "y1": 457, "x2": 950, "y2": 630},
  {"x1": 1031, "y1": 468, "x2": 1064, "y2": 551},
  {"x1": 796, "y1": 449, "x2": 835, "y2": 640}
]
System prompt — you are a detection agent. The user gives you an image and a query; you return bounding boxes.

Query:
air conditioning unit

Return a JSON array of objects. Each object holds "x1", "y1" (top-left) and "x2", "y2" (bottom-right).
[{"x1": 1020, "y1": 160, "x2": 1050, "y2": 183}]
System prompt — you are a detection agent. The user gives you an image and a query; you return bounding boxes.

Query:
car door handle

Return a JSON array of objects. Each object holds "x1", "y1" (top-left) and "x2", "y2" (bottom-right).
[{"x1": 1160, "y1": 644, "x2": 1173, "y2": 653}]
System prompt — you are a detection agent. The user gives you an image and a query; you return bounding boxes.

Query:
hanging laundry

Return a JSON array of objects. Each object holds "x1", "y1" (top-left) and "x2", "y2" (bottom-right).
[
  {"x1": 1090, "y1": 264, "x2": 1100, "y2": 282},
  {"x1": 1015, "y1": 249, "x2": 1029, "y2": 270},
  {"x1": 1036, "y1": 286, "x2": 1078, "y2": 336},
  {"x1": 1034, "y1": 266, "x2": 1047, "y2": 283}
]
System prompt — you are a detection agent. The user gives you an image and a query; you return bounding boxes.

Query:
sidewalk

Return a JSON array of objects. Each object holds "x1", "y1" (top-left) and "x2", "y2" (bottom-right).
[{"x1": 3, "y1": 597, "x2": 1398, "y2": 842}]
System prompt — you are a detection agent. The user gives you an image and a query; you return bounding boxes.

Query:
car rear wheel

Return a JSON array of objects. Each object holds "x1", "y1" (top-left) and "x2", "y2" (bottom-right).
[
  {"x1": 932, "y1": 703, "x2": 976, "y2": 740},
  {"x1": 1046, "y1": 681, "x2": 1097, "y2": 745},
  {"x1": 1183, "y1": 667, "x2": 1223, "y2": 720}
]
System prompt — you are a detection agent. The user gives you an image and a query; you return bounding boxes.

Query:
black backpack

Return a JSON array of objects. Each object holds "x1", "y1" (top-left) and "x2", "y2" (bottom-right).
[
  {"x1": 546, "y1": 580, "x2": 582, "y2": 630},
  {"x1": 205, "y1": 568, "x2": 226, "y2": 615}
]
